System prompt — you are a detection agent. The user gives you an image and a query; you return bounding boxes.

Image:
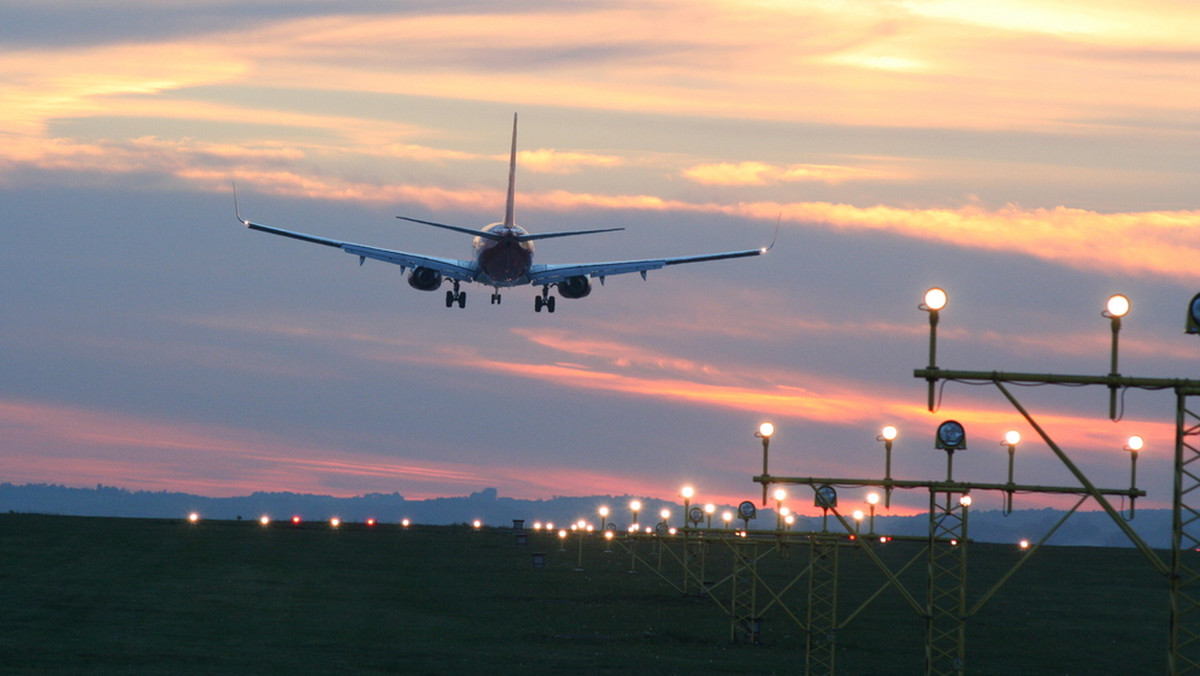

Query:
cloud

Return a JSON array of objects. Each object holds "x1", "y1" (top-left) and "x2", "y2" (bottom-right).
[
  {"x1": 682, "y1": 160, "x2": 907, "y2": 186},
  {"x1": 0, "y1": 398, "x2": 491, "y2": 498},
  {"x1": 517, "y1": 148, "x2": 624, "y2": 174}
]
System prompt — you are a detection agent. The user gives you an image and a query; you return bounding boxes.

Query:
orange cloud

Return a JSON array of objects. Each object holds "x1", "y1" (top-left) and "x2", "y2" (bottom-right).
[
  {"x1": 0, "y1": 398, "x2": 490, "y2": 498},
  {"x1": 683, "y1": 160, "x2": 906, "y2": 186},
  {"x1": 517, "y1": 149, "x2": 624, "y2": 174}
]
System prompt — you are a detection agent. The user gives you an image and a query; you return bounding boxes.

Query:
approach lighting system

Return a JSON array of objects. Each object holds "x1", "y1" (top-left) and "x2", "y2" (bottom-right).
[
  {"x1": 757, "y1": 422, "x2": 775, "y2": 504},
  {"x1": 920, "y1": 288, "x2": 947, "y2": 410},
  {"x1": 259, "y1": 515, "x2": 270, "y2": 526},
  {"x1": 330, "y1": 517, "x2": 341, "y2": 528},
  {"x1": 881, "y1": 425, "x2": 898, "y2": 442},
  {"x1": 936, "y1": 420, "x2": 967, "y2": 450},
  {"x1": 1188, "y1": 293, "x2": 1200, "y2": 334},
  {"x1": 187, "y1": 512, "x2": 200, "y2": 524},
  {"x1": 1126, "y1": 435, "x2": 1144, "y2": 513}
]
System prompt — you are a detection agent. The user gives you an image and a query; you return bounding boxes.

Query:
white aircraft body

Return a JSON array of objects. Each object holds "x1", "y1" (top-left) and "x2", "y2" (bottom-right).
[{"x1": 240, "y1": 114, "x2": 769, "y2": 312}]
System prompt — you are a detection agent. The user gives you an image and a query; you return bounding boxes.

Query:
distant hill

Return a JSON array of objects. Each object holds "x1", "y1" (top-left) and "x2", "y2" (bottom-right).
[{"x1": 0, "y1": 482, "x2": 1172, "y2": 548}]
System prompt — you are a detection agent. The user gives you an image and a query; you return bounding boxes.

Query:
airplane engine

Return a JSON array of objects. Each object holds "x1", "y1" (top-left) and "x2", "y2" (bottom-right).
[
  {"x1": 407, "y1": 267, "x2": 443, "y2": 291},
  {"x1": 557, "y1": 275, "x2": 591, "y2": 299}
]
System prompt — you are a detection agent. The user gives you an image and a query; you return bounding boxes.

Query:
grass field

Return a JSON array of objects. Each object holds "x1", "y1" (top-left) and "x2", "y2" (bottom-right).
[{"x1": 0, "y1": 514, "x2": 1170, "y2": 675}]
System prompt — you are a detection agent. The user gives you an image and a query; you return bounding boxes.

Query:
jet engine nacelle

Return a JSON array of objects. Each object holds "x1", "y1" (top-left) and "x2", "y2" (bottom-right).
[
  {"x1": 407, "y1": 267, "x2": 443, "y2": 291},
  {"x1": 557, "y1": 275, "x2": 591, "y2": 299}
]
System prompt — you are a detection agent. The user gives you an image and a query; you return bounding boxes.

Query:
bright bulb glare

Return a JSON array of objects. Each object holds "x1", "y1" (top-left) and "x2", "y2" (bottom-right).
[
  {"x1": 187, "y1": 512, "x2": 199, "y2": 523},
  {"x1": 330, "y1": 518, "x2": 341, "y2": 527},
  {"x1": 1127, "y1": 435, "x2": 1145, "y2": 452},
  {"x1": 1004, "y1": 430, "x2": 1022, "y2": 446},
  {"x1": 681, "y1": 486, "x2": 694, "y2": 499},
  {"x1": 960, "y1": 495, "x2": 973, "y2": 507},
  {"x1": 881, "y1": 425, "x2": 898, "y2": 441},
  {"x1": 758, "y1": 422, "x2": 775, "y2": 438},
  {"x1": 773, "y1": 488, "x2": 787, "y2": 502},
  {"x1": 259, "y1": 515, "x2": 270, "y2": 526},
  {"x1": 867, "y1": 493, "x2": 880, "y2": 505},
  {"x1": 1107, "y1": 294, "x2": 1130, "y2": 318},
  {"x1": 630, "y1": 500, "x2": 641, "y2": 512},
  {"x1": 924, "y1": 287, "x2": 947, "y2": 311}
]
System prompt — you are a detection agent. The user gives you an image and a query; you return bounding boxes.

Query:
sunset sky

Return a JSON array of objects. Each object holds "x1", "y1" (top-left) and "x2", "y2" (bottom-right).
[{"x1": 3, "y1": 0, "x2": 1199, "y2": 518}]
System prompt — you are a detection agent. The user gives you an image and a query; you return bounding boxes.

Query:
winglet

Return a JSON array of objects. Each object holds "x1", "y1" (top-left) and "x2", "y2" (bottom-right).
[
  {"x1": 504, "y1": 113, "x2": 518, "y2": 228},
  {"x1": 232, "y1": 181, "x2": 248, "y2": 225},
  {"x1": 762, "y1": 213, "x2": 782, "y2": 253}
]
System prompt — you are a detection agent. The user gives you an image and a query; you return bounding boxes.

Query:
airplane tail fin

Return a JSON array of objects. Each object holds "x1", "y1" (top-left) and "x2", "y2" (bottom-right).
[{"x1": 504, "y1": 113, "x2": 517, "y2": 228}]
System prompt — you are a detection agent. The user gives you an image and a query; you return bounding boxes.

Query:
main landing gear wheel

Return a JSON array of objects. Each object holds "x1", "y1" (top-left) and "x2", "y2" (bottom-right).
[
  {"x1": 491, "y1": 292, "x2": 502, "y2": 305},
  {"x1": 445, "y1": 281, "x2": 466, "y2": 308},
  {"x1": 534, "y1": 287, "x2": 556, "y2": 313}
]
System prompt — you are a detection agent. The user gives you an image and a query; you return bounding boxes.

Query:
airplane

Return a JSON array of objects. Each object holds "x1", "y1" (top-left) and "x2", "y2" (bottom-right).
[{"x1": 239, "y1": 114, "x2": 770, "y2": 313}]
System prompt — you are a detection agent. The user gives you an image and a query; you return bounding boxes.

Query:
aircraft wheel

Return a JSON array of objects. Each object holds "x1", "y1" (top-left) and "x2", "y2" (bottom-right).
[
  {"x1": 547, "y1": 296, "x2": 556, "y2": 313},
  {"x1": 534, "y1": 296, "x2": 544, "y2": 313},
  {"x1": 458, "y1": 292, "x2": 466, "y2": 309},
  {"x1": 445, "y1": 290, "x2": 454, "y2": 308}
]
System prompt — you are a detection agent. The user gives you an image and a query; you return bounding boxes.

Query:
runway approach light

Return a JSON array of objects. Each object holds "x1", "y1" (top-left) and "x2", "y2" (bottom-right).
[
  {"x1": 923, "y1": 287, "x2": 948, "y2": 312},
  {"x1": 1188, "y1": 293, "x2": 1200, "y2": 334},
  {"x1": 936, "y1": 420, "x2": 967, "y2": 451},
  {"x1": 187, "y1": 512, "x2": 200, "y2": 524},
  {"x1": 1106, "y1": 294, "x2": 1130, "y2": 318}
]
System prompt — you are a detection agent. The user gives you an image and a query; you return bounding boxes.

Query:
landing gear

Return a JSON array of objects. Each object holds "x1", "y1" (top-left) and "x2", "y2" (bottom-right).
[
  {"x1": 444, "y1": 281, "x2": 466, "y2": 308},
  {"x1": 491, "y1": 292, "x2": 502, "y2": 305},
  {"x1": 534, "y1": 286, "x2": 556, "y2": 313}
]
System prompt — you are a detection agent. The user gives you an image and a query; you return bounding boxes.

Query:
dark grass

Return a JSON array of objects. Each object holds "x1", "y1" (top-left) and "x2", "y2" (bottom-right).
[{"x1": 0, "y1": 514, "x2": 1171, "y2": 675}]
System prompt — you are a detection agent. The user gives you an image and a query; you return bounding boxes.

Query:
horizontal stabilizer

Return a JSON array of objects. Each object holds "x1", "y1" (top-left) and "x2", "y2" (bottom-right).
[
  {"x1": 396, "y1": 216, "x2": 506, "y2": 241},
  {"x1": 515, "y1": 227, "x2": 624, "y2": 242}
]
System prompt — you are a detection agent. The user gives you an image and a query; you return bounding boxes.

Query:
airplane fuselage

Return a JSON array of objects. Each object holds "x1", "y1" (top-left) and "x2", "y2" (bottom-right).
[{"x1": 473, "y1": 223, "x2": 534, "y2": 286}]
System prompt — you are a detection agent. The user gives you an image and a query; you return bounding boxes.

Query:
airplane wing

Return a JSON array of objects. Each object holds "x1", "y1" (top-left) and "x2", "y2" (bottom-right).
[
  {"x1": 528, "y1": 246, "x2": 767, "y2": 286},
  {"x1": 243, "y1": 219, "x2": 478, "y2": 282}
]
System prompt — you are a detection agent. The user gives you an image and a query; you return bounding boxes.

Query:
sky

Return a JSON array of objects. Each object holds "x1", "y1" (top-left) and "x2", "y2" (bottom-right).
[{"x1": 2, "y1": 0, "x2": 1199, "y2": 520}]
